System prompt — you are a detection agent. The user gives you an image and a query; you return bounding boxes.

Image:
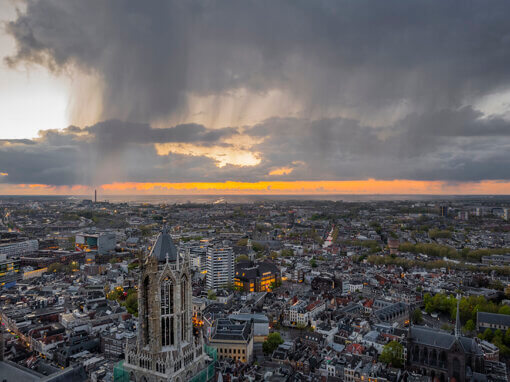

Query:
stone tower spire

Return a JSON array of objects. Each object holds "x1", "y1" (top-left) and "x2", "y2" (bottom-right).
[{"x1": 122, "y1": 225, "x2": 208, "y2": 381}]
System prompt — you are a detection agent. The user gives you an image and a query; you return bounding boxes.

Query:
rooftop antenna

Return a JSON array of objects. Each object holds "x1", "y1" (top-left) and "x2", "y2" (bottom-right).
[{"x1": 94, "y1": 189, "x2": 97, "y2": 203}]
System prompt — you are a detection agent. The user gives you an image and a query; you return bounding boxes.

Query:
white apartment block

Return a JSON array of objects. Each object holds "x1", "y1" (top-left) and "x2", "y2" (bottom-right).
[
  {"x1": 206, "y1": 245, "x2": 234, "y2": 289},
  {"x1": 0, "y1": 239, "x2": 39, "y2": 257}
]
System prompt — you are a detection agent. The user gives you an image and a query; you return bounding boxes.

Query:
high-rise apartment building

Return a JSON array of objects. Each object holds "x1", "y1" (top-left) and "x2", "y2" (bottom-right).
[{"x1": 206, "y1": 245, "x2": 234, "y2": 290}]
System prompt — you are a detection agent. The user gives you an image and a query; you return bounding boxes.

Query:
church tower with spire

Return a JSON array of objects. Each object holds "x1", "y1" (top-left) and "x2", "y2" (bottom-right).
[{"x1": 123, "y1": 226, "x2": 207, "y2": 382}]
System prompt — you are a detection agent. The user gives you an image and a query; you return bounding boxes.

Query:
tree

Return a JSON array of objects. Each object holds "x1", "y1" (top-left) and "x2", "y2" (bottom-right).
[
  {"x1": 464, "y1": 319, "x2": 476, "y2": 333},
  {"x1": 236, "y1": 254, "x2": 250, "y2": 263},
  {"x1": 498, "y1": 305, "x2": 510, "y2": 315},
  {"x1": 47, "y1": 263, "x2": 63, "y2": 273},
  {"x1": 412, "y1": 308, "x2": 423, "y2": 324},
  {"x1": 236, "y1": 238, "x2": 249, "y2": 246},
  {"x1": 504, "y1": 328, "x2": 510, "y2": 346},
  {"x1": 125, "y1": 292, "x2": 138, "y2": 316},
  {"x1": 207, "y1": 290, "x2": 217, "y2": 300},
  {"x1": 252, "y1": 242, "x2": 265, "y2": 252},
  {"x1": 483, "y1": 328, "x2": 493, "y2": 342},
  {"x1": 262, "y1": 332, "x2": 284, "y2": 354},
  {"x1": 379, "y1": 341, "x2": 404, "y2": 368},
  {"x1": 310, "y1": 259, "x2": 318, "y2": 268}
]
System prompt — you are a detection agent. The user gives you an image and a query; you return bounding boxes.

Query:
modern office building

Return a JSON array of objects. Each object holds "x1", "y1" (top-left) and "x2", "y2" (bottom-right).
[
  {"x1": 75, "y1": 233, "x2": 115, "y2": 254},
  {"x1": 206, "y1": 245, "x2": 234, "y2": 289},
  {"x1": 0, "y1": 253, "x2": 21, "y2": 288},
  {"x1": 234, "y1": 261, "x2": 281, "y2": 292}
]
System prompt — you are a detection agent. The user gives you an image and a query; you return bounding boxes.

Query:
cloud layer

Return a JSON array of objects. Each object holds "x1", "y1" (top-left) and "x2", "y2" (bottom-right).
[{"x1": 3, "y1": 1, "x2": 510, "y2": 187}]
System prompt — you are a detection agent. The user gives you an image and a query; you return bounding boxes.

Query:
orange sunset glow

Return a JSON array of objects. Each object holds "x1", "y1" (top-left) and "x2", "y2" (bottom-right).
[{"x1": 1, "y1": 180, "x2": 509, "y2": 196}]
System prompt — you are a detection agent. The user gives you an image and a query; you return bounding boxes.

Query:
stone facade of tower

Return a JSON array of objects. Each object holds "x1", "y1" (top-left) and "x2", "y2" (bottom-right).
[{"x1": 123, "y1": 228, "x2": 207, "y2": 382}]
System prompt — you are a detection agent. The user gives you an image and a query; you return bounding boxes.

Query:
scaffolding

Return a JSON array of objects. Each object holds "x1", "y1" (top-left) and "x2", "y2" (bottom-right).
[
  {"x1": 190, "y1": 344, "x2": 217, "y2": 382},
  {"x1": 113, "y1": 345, "x2": 217, "y2": 382},
  {"x1": 113, "y1": 360, "x2": 130, "y2": 382}
]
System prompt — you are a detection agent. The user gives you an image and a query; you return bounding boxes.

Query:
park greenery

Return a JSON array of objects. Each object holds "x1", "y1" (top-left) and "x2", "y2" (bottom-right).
[{"x1": 423, "y1": 293, "x2": 510, "y2": 323}]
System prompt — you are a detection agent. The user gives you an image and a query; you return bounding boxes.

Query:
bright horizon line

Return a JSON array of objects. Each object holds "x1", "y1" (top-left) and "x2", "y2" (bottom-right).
[{"x1": 0, "y1": 179, "x2": 510, "y2": 196}]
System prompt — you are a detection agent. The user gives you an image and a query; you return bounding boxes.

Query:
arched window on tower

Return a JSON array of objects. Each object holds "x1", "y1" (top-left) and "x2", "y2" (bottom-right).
[
  {"x1": 142, "y1": 276, "x2": 150, "y2": 345},
  {"x1": 161, "y1": 277, "x2": 175, "y2": 346},
  {"x1": 181, "y1": 275, "x2": 188, "y2": 342}
]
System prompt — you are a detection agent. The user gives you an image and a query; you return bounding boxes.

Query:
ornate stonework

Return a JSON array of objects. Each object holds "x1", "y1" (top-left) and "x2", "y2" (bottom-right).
[{"x1": 123, "y1": 228, "x2": 207, "y2": 382}]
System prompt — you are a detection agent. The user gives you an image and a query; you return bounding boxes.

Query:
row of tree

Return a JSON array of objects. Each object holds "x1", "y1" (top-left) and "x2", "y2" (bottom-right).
[
  {"x1": 367, "y1": 254, "x2": 510, "y2": 276},
  {"x1": 399, "y1": 242, "x2": 510, "y2": 263}
]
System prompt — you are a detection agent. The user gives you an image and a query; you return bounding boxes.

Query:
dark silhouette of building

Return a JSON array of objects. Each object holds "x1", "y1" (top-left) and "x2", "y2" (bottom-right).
[{"x1": 407, "y1": 295, "x2": 485, "y2": 382}]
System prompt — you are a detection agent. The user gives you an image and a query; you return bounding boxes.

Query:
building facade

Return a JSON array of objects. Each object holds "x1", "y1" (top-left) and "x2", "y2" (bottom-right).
[
  {"x1": 0, "y1": 253, "x2": 21, "y2": 288},
  {"x1": 234, "y1": 261, "x2": 280, "y2": 292},
  {"x1": 206, "y1": 245, "x2": 234, "y2": 289},
  {"x1": 209, "y1": 318, "x2": 253, "y2": 363},
  {"x1": 0, "y1": 239, "x2": 38, "y2": 257},
  {"x1": 123, "y1": 227, "x2": 208, "y2": 382}
]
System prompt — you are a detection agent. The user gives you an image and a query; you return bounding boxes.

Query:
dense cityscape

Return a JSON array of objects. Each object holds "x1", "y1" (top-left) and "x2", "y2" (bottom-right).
[
  {"x1": 3, "y1": 2, "x2": 510, "y2": 381},
  {"x1": 1, "y1": 195, "x2": 510, "y2": 381}
]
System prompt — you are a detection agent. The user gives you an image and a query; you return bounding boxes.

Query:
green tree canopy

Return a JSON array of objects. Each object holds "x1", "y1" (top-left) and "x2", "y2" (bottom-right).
[
  {"x1": 236, "y1": 254, "x2": 250, "y2": 263},
  {"x1": 125, "y1": 291, "x2": 138, "y2": 316},
  {"x1": 207, "y1": 290, "x2": 217, "y2": 300},
  {"x1": 464, "y1": 319, "x2": 476, "y2": 333},
  {"x1": 379, "y1": 341, "x2": 404, "y2": 368},
  {"x1": 412, "y1": 308, "x2": 423, "y2": 324},
  {"x1": 262, "y1": 332, "x2": 284, "y2": 354}
]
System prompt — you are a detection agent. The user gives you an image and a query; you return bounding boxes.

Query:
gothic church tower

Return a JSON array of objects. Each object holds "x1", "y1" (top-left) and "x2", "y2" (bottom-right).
[{"x1": 124, "y1": 227, "x2": 207, "y2": 382}]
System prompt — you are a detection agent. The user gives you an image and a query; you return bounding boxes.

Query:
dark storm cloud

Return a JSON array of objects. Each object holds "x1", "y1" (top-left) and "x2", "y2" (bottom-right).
[
  {"x1": 7, "y1": 0, "x2": 510, "y2": 121},
  {"x1": 245, "y1": 108, "x2": 510, "y2": 181},
  {"x1": 4, "y1": 1, "x2": 510, "y2": 185}
]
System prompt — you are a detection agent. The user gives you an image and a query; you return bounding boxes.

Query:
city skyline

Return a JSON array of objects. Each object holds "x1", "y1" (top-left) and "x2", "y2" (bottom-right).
[{"x1": 2, "y1": 1, "x2": 510, "y2": 195}]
